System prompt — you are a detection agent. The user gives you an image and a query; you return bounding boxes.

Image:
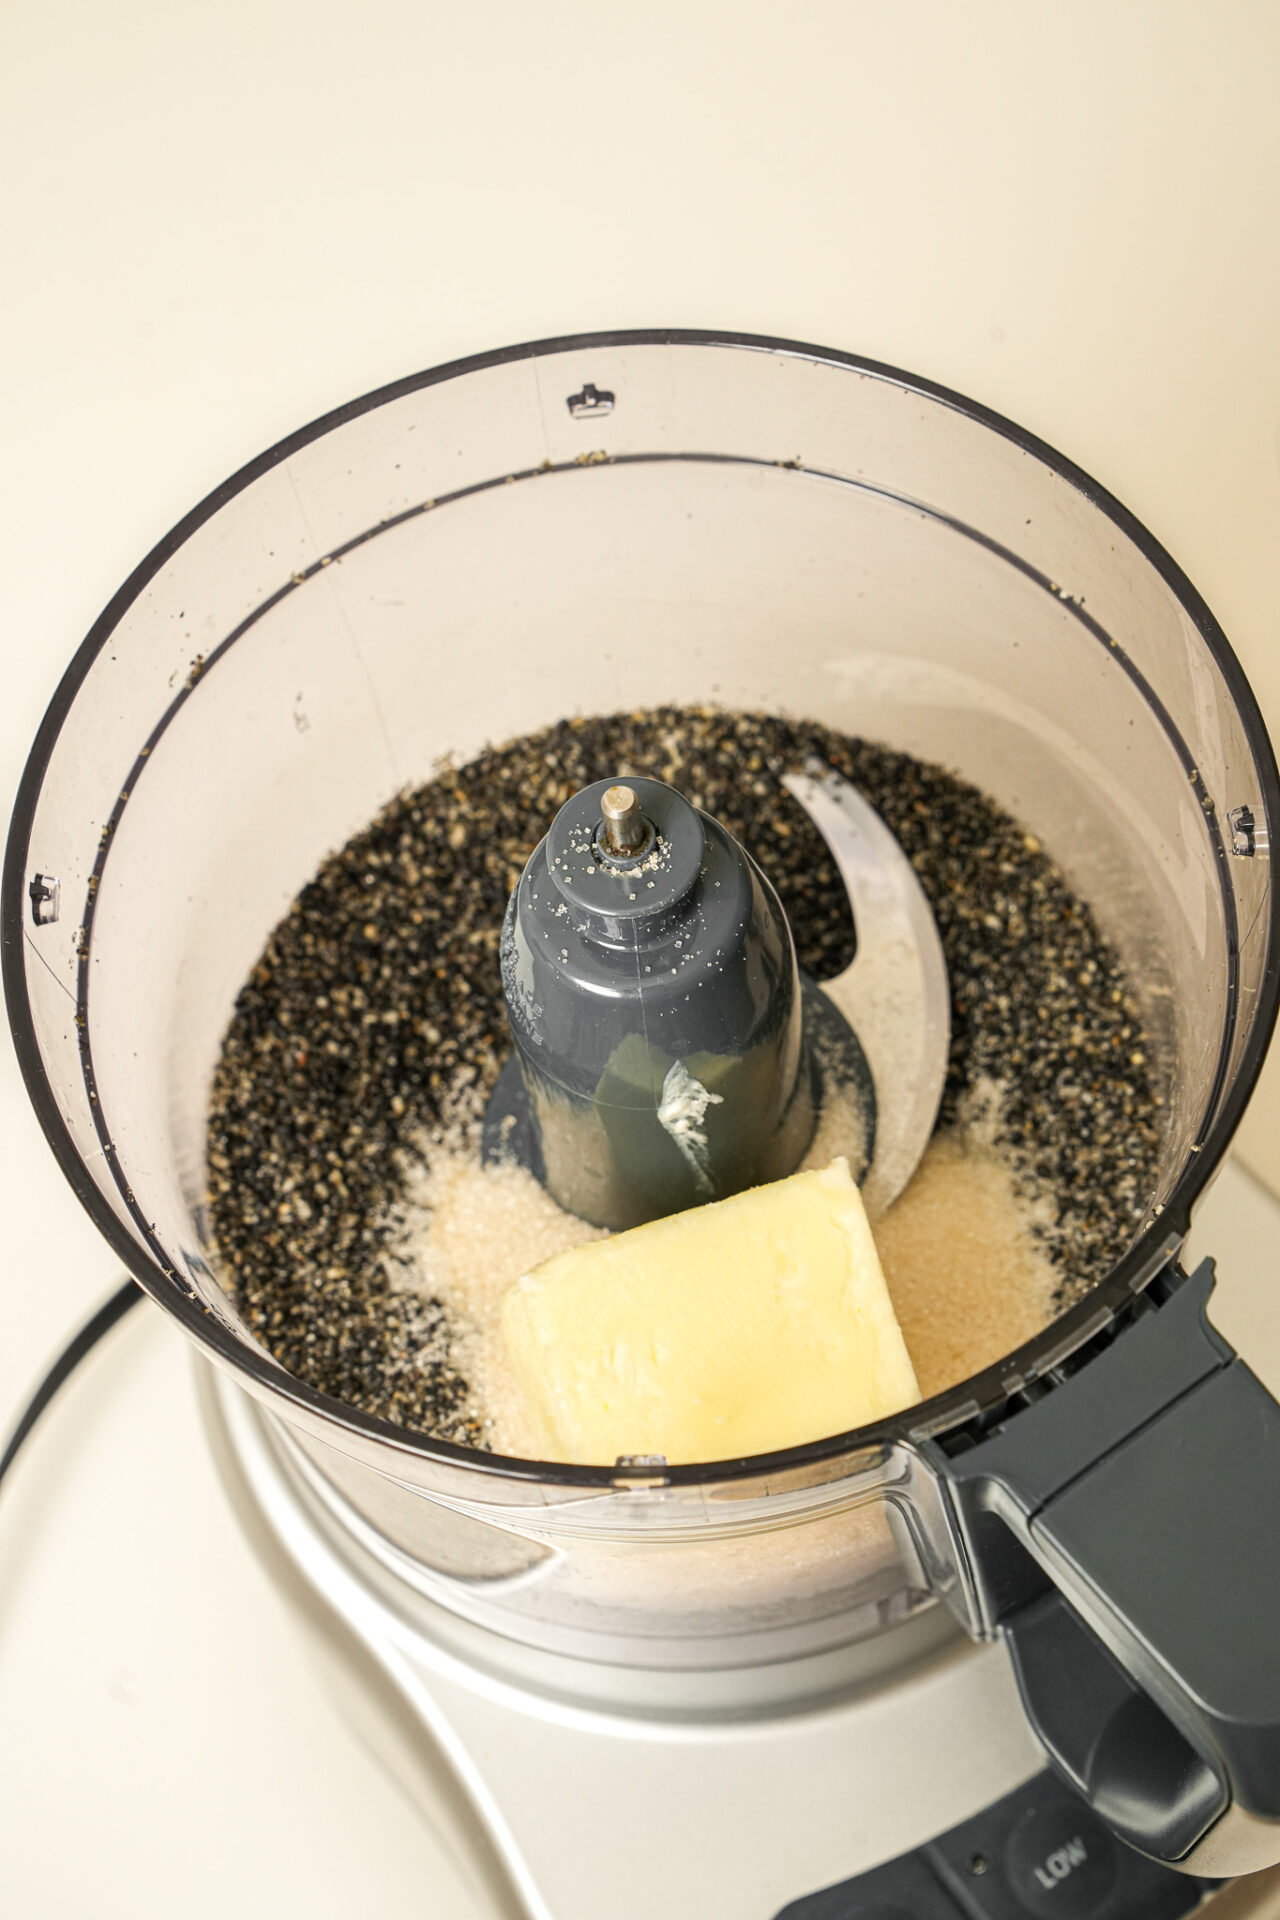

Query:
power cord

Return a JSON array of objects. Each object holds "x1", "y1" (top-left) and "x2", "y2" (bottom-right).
[{"x1": 0, "y1": 1279, "x2": 143, "y2": 1492}]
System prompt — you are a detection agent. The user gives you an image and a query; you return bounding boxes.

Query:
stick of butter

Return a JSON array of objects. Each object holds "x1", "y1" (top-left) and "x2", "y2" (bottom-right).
[{"x1": 500, "y1": 1157, "x2": 919, "y2": 1465}]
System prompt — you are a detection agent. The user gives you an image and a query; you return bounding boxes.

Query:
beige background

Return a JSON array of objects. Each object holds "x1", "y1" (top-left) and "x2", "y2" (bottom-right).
[{"x1": 2, "y1": 2, "x2": 1280, "y2": 1914}]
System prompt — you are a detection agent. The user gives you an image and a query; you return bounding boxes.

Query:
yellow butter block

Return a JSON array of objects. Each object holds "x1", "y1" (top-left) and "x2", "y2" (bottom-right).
[{"x1": 500, "y1": 1158, "x2": 919, "y2": 1465}]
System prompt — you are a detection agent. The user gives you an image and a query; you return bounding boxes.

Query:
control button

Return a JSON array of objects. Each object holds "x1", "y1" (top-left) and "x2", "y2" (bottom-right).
[{"x1": 1004, "y1": 1800, "x2": 1120, "y2": 1916}]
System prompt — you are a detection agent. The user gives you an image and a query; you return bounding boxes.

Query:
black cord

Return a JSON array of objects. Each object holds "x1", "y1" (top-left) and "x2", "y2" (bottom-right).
[{"x1": 0, "y1": 1278, "x2": 143, "y2": 1492}]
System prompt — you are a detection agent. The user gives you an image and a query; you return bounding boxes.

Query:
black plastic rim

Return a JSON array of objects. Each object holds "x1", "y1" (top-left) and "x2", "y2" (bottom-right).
[{"x1": 6, "y1": 327, "x2": 1280, "y2": 1491}]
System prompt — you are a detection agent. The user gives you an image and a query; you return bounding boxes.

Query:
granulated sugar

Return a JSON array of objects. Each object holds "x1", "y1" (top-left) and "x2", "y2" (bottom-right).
[
  {"x1": 874, "y1": 1135, "x2": 1058, "y2": 1402},
  {"x1": 397, "y1": 1144, "x2": 603, "y2": 1456},
  {"x1": 798, "y1": 1077, "x2": 871, "y2": 1196}
]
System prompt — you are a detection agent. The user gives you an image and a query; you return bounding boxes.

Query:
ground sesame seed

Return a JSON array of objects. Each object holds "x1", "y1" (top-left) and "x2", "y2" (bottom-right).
[{"x1": 206, "y1": 706, "x2": 1161, "y2": 1442}]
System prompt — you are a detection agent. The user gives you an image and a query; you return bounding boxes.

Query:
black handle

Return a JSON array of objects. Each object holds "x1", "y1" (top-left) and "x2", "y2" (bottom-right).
[{"x1": 924, "y1": 1261, "x2": 1280, "y2": 1877}]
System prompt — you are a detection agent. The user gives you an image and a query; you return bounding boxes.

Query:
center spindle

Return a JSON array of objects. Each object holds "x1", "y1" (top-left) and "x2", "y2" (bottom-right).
[
  {"x1": 598, "y1": 783, "x2": 650, "y2": 857},
  {"x1": 497, "y1": 774, "x2": 816, "y2": 1229}
]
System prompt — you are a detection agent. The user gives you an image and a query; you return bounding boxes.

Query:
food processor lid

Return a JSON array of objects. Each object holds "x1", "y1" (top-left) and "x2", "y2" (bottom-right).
[{"x1": 6, "y1": 327, "x2": 1280, "y2": 1490}]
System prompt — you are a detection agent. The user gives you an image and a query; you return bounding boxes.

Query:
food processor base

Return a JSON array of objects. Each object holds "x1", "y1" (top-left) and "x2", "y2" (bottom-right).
[{"x1": 199, "y1": 1363, "x2": 1274, "y2": 1920}]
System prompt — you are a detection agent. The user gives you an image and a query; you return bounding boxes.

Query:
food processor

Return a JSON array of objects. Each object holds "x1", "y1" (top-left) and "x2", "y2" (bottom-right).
[{"x1": 6, "y1": 330, "x2": 1280, "y2": 1919}]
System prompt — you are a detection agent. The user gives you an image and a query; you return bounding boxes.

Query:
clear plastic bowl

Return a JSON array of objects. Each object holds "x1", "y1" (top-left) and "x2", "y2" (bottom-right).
[{"x1": 6, "y1": 331, "x2": 1278, "y2": 1670}]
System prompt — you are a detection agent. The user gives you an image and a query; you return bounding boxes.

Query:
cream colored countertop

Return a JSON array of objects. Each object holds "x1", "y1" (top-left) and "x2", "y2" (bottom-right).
[{"x1": 3, "y1": 2, "x2": 1280, "y2": 1913}]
